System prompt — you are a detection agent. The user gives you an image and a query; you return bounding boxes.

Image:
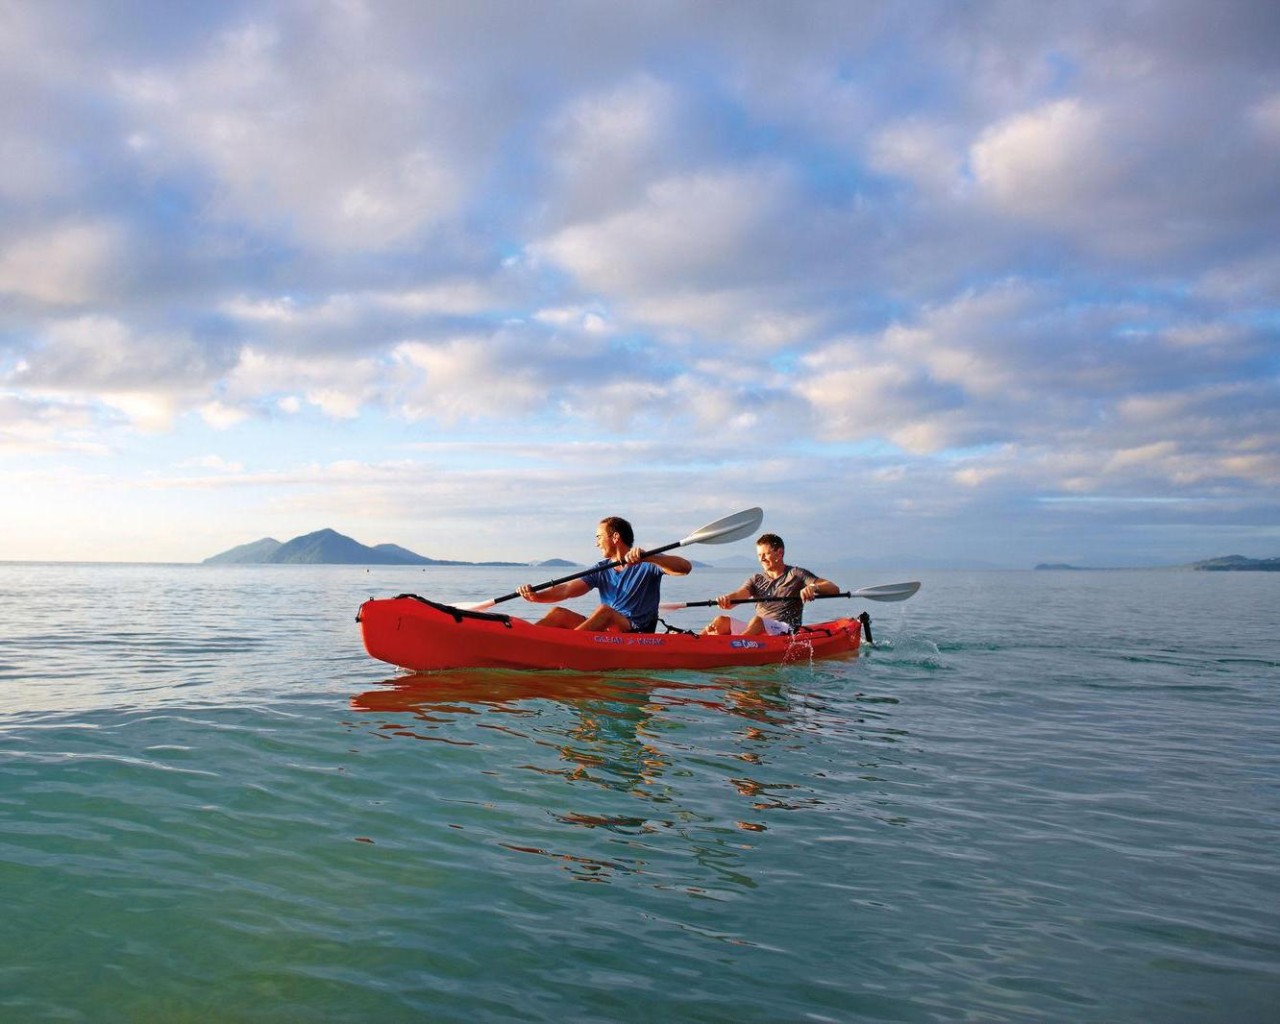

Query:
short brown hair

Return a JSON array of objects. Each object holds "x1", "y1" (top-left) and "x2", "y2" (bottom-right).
[
  {"x1": 756, "y1": 533, "x2": 784, "y2": 551},
  {"x1": 600, "y1": 516, "x2": 634, "y2": 546}
]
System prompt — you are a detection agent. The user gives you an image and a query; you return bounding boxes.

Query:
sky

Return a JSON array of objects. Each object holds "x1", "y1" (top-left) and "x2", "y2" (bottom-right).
[{"x1": 2, "y1": 0, "x2": 1278, "y2": 568}]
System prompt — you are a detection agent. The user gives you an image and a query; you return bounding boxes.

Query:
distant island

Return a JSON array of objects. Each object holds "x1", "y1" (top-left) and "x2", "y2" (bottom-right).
[
  {"x1": 204, "y1": 528, "x2": 577, "y2": 567},
  {"x1": 1188, "y1": 555, "x2": 1280, "y2": 572},
  {"x1": 1035, "y1": 555, "x2": 1280, "y2": 572}
]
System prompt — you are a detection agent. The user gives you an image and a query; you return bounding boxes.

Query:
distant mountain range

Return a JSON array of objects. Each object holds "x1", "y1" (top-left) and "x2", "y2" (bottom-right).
[
  {"x1": 1187, "y1": 555, "x2": 1280, "y2": 571},
  {"x1": 203, "y1": 528, "x2": 575, "y2": 567},
  {"x1": 1035, "y1": 555, "x2": 1280, "y2": 572}
]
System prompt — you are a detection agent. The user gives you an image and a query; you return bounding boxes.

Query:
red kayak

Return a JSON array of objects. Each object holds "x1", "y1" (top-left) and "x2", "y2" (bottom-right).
[{"x1": 357, "y1": 594, "x2": 869, "y2": 672}]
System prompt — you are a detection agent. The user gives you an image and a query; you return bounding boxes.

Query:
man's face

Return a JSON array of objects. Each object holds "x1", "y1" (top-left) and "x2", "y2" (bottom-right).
[
  {"x1": 756, "y1": 543, "x2": 784, "y2": 574},
  {"x1": 596, "y1": 525, "x2": 618, "y2": 554}
]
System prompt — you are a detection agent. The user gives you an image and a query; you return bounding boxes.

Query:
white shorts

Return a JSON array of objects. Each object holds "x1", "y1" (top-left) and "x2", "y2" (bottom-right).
[{"x1": 724, "y1": 615, "x2": 792, "y2": 636}]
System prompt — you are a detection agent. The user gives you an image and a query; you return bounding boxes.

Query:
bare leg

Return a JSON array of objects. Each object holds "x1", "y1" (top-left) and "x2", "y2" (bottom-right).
[
  {"x1": 537, "y1": 607, "x2": 587, "y2": 629},
  {"x1": 575, "y1": 604, "x2": 632, "y2": 632},
  {"x1": 742, "y1": 615, "x2": 766, "y2": 635},
  {"x1": 702, "y1": 615, "x2": 733, "y2": 635}
]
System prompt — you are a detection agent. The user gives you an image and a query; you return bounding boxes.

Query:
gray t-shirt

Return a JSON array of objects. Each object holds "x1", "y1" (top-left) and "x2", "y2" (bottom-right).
[{"x1": 743, "y1": 565, "x2": 818, "y2": 630}]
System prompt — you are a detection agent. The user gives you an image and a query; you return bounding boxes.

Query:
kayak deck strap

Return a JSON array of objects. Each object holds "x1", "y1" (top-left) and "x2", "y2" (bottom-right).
[{"x1": 395, "y1": 593, "x2": 514, "y2": 628}]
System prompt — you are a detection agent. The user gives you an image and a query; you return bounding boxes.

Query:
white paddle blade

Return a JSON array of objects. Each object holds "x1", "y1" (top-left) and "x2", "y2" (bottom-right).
[
  {"x1": 679, "y1": 506, "x2": 763, "y2": 547},
  {"x1": 451, "y1": 599, "x2": 498, "y2": 612},
  {"x1": 852, "y1": 581, "x2": 921, "y2": 602}
]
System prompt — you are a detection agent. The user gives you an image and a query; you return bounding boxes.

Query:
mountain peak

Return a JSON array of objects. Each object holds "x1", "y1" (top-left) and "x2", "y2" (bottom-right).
[{"x1": 203, "y1": 529, "x2": 542, "y2": 566}]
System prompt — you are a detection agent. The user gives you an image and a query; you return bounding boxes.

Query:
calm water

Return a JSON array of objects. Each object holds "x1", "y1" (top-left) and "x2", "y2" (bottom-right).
[{"x1": 2, "y1": 563, "x2": 1278, "y2": 1022}]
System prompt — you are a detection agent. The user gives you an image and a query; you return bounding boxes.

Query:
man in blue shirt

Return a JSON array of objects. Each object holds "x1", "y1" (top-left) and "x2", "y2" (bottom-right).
[{"x1": 517, "y1": 516, "x2": 692, "y2": 632}]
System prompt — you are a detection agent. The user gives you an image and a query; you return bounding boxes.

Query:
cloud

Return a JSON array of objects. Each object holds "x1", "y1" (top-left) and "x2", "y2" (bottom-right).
[
  {"x1": 545, "y1": 74, "x2": 693, "y2": 221},
  {"x1": 535, "y1": 165, "x2": 799, "y2": 297},
  {"x1": 6, "y1": 315, "x2": 236, "y2": 431},
  {"x1": 971, "y1": 99, "x2": 1114, "y2": 221},
  {"x1": 0, "y1": 391, "x2": 107, "y2": 456},
  {"x1": 0, "y1": 222, "x2": 128, "y2": 306},
  {"x1": 219, "y1": 346, "x2": 384, "y2": 420},
  {"x1": 967, "y1": 78, "x2": 1280, "y2": 263},
  {"x1": 176, "y1": 453, "x2": 245, "y2": 472},
  {"x1": 528, "y1": 161, "x2": 873, "y2": 349},
  {"x1": 869, "y1": 119, "x2": 966, "y2": 196},
  {"x1": 17, "y1": 316, "x2": 220, "y2": 390},
  {"x1": 794, "y1": 278, "x2": 1280, "y2": 497},
  {"x1": 115, "y1": 17, "x2": 472, "y2": 252},
  {"x1": 218, "y1": 278, "x2": 506, "y2": 354},
  {"x1": 391, "y1": 328, "x2": 626, "y2": 425}
]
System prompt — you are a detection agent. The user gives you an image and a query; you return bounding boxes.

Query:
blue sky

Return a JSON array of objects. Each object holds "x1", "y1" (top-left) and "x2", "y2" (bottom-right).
[{"x1": 2, "y1": 0, "x2": 1278, "y2": 567}]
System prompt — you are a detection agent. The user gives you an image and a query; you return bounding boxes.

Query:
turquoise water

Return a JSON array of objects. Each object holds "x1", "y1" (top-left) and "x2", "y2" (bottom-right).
[{"x1": 2, "y1": 563, "x2": 1278, "y2": 1022}]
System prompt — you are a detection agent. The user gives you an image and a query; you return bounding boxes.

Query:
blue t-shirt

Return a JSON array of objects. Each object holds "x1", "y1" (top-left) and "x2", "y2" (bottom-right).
[{"x1": 580, "y1": 560, "x2": 666, "y2": 632}]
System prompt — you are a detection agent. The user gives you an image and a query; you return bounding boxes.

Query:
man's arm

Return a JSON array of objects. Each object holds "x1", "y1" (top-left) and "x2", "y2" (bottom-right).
[
  {"x1": 714, "y1": 582, "x2": 755, "y2": 610},
  {"x1": 802, "y1": 575, "x2": 839, "y2": 600},
  {"x1": 649, "y1": 553, "x2": 691, "y2": 576},
  {"x1": 518, "y1": 578, "x2": 591, "y2": 603},
  {"x1": 625, "y1": 548, "x2": 691, "y2": 576}
]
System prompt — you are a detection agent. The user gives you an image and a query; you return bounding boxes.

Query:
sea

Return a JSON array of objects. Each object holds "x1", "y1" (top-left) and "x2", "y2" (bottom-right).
[{"x1": 2, "y1": 562, "x2": 1277, "y2": 1023}]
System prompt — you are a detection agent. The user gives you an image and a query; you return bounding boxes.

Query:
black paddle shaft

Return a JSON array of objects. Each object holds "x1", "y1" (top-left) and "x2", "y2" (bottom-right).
[
  {"x1": 679, "y1": 591, "x2": 853, "y2": 609},
  {"x1": 488, "y1": 539, "x2": 687, "y2": 606}
]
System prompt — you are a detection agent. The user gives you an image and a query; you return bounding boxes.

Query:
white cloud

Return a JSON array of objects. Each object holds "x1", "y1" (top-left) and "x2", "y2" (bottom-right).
[
  {"x1": 622, "y1": 288, "x2": 826, "y2": 350},
  {"x1": 546, "y1": 74, "x2": 689, "y2": 220},
  {"x1": 199, "y1": 402, "x2": 250, "y2": 430},
  {"x1": 533, "y1": 306, "x2": 612, "y2": 334},
  {"x1": 971, "y1": 99, "x2": 1115, "y2": 224},
  {"x1": 17, "y1": 315, "x2": 221, "y2": 390},
  {"x1": 0, "y1": 221, "x2": 127, "y2": 306},
  {"x1": 219, "y1": 279, "x2": 503, "y2": 352},
  {"x1": 869, "y1": 119, "x2": 965, "y2": 196},
  {"x1": 534, "y1": 165, "x2": 797, "y2": 297},
  {"x1": 177, "y1": 453, "x2": 244, "y2": 472},
  {"x1": 6, "y1": 315, "x2": 232, "y2": 432},
  {"x1": 392, "y1": 336, "x2": 564, "y2": 423},
  {"x1": 115, "y1": 20, "x2": 469, "y2": 251},
  {"x1": 221, "y1": 346, "x2": 383, "y2": 419},
  {"x1": 0, "y1": 391, "x2": 105, "y2": 456}
]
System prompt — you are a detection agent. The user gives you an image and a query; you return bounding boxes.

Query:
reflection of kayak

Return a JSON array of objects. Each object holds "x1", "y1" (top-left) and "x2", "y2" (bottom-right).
[
  {"x1": 351, "y1": 668, "x2": 661, "y2": 711},
  {"x1": 357, "y1": 594, "x2": 868, "y2": 672}
]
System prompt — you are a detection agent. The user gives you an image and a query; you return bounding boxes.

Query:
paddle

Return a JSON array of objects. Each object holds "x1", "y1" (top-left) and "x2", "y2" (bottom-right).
[
  {"x1": 659, "y1": 580, "x2": 921, "y2": 610},
  {"x1": 453, "y1": 507, "x2": 765, "y2": 612}
]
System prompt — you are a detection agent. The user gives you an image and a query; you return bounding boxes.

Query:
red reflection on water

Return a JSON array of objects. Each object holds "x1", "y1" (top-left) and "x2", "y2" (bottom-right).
[{"x1": 350, "y1": 668, "x2": 662, "y2": 713}]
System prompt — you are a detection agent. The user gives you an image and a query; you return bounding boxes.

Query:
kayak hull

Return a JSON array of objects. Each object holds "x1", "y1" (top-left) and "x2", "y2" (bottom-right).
[{"x1": 357, "y1": 594, "x2": 864, "y2": 672}]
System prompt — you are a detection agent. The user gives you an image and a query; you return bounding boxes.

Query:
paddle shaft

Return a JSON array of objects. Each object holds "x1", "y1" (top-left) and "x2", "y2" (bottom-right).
[
  {"x1": 661, "y1": 581, "x2": 920, "y2": 610},
  {"x1": 674, "y1": 591, "x2": 852, "y2": 609},
  {"x1": 486, "y1": 538, "x2": 688, "y2": 607},
  {"x1": 457, "y1": 506, "x2": 764, "y2": 611}
]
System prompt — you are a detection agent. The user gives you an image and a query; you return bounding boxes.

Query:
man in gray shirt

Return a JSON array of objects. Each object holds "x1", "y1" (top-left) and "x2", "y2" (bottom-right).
[{"x1": 702, "y1": 533, "x2": 839, "y2": 635}]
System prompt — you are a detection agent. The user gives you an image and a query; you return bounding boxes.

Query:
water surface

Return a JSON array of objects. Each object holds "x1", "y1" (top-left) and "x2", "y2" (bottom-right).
[{"x1": 2, "y1": 564, "x2": 1278, "y2": 1021}]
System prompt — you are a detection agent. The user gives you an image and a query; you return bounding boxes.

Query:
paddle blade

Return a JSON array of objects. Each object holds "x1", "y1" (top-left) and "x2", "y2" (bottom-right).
[
  {"x1": 852, "y1": 581, "x2": 921, "y2": 602},
  {"x1": 451, "y1": 599, "x2": 498, "y2": 612},
  {"x1": 679, "y1": 506, "x2": 763, "y2": 547}
]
